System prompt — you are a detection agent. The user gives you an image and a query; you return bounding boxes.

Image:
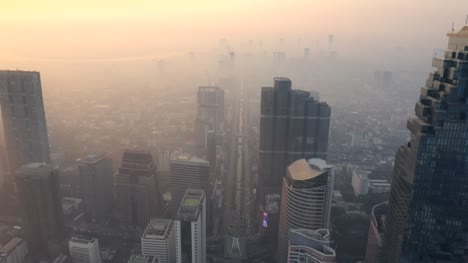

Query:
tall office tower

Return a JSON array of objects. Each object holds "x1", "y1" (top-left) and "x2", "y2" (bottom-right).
[
  {"x1": 277, "y1": 159, "x2": 334, "y2": 263},
  {"x1": 78, "y1": 152, "x2": 113, "y2": 222},
  {"x1": 288, "y1": 229, "x2": 336, "y2": 263},
  {"x1": 206, "y1": 130, "x2": 216, "y2": 174},
  {"x1": 175, "y1": 189, "x2": 206, "y2": 263},
  {"x1": 68, "y1": 237, "x2": 101, "y2": 263},
  {"x1": 114, "y1": 150, "x2": 162, "y2": 227},
  {"x1": 380, "y1": 26, "x2": 468, "y2": 262},
  {"x1": 195, "y1": 86, "x2": 224, "y2": 149},
  {"x1": 364, "y1": 202, "x2": 388, "y2": 263},
  {"x1": 141, "y1": 218, "x2": 176, "y2": 263},
  {"x1": 15, "y1": 163, "x2": 64, "y2": 260},
  {"x1": 259, "y1": 78, "x2": 330, "y2": 239},
  {"x1": 0, "y1": 71, "x2": 50, "y2": 185},
  {"x1": 169, "y1": 153, "x2": 210, "y2": 217}
]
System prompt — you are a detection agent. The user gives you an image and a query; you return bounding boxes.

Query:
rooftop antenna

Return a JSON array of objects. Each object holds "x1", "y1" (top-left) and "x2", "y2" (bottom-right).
[
  {"x1": 452, "y1": 22, "x2": 455, "y2": 32},
  {"x1": 466, "y1": 15, "x2": 468, "y2": 25}
]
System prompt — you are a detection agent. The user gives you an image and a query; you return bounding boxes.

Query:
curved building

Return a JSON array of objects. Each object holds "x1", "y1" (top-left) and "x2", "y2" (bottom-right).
[
  {"x1": 288, "y1": 229, "x2": 336, "y2": 263},
  {"x1": 364, "y1": 202, "x2": 388, "y2": 263},
  {"x1": 277, "y1": 158, "x2": 334, "y2": 263}
]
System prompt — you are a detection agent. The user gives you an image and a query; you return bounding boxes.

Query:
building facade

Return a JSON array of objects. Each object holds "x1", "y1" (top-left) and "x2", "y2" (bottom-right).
[
  {"x1": 380, "y1": 26, "x2": 468, "y2": 262},
  {"x1": 364, "y1": 202, "x2": 388, "y2": 263},
  {"x1": 175, "y1": 189, "x2": 206, "y2": 263},
  {"x1": 141, "y1": 218, "x2": 176, "y2": 263},
  {"x1": 169, "y1": 153, "x2": 210, "y2": 217},
  {"x1": 196, "y1": 86, "x2": 224, "y2": 149},
  {"x1": 288, "y1": 229, "x2": 336, "y2": 263},
  {"x1": 15, "y1": 163, "x2": 64, "y2": 260},
  {"x1": 0, "y1": 70, "x2": 51, "y2": 185},
  {"x1": 114, "y1": 150, "x2": 162, "y2": 227},
  {"x1": 78, "y1": 152, "x2": 113, "y2": 222},
  {"x1": 68, "y1": 237, "x2": 101, "y2": 263},
  {"x1": 277, "y1": 159, "x2": 334, "y2": 263}
]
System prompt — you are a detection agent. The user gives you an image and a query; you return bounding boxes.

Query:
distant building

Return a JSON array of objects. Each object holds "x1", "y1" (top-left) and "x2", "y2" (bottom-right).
[
  {"x1": 15, "y1": 163, "x2": 64, "y2": 260},
  {"x1": 364, "y1": 202, "x2": 387, "y2": 263},
  {"x1": 381, "y1": 26, "x2": 468, "y2": 262},
  {"x1": 351, "y1": 169, "x2": 370, "y2": 197},
  {"x1": 259, "y1": 78, "x2": 331, "y2": 240},
  {"x1": 277, "y1": 159, "x2": 334, "y2": 263},
  {"x1": 288, "y1": 229, "x2": 336, "y2": 263},
  {"x1": 169, "y1": 153, "x2": 210, "y2": 217},
  {"x1": 196, "y1": 86, "x2": 224, "y2": 149},
  {"x1": 114, "y1": 150, "x2": 162, "y2": 227},
  {"x1": 69, "y1": 237, "x2": 101, "y2": 263},
  {"x1": 128, "y1": 255, "x2": 157, "y2": 263},
  {"x1": 78, "y1": 152, "x2": 113, "y2": 222},
  {"x1": 0, "y1": 70, "x2": 51, "y2": 185},
  {"x1": 141, "y1": 219, "x2": 176, "y2": 263},
  {"x1": 175, "y1": 189, "x2": 206, "y2": 263},
  {"x1": 62, "y1": 197, "x2": 82, "y2": 216},
  {"x1": 0, "y1": 237, "x2": 28, "y2": 263}
]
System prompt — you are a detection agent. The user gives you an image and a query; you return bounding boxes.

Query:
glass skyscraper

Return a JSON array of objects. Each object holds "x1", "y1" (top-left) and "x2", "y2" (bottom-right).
[{"x1": 381, "y1": 26, "x2": 468, "y2": 262}]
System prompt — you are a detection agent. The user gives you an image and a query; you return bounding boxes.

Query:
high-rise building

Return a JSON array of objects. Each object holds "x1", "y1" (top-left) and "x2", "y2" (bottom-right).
[
  {"x1": 0, "y1": 70, "x2": 50, "y2": 185},
  {"x1": 196, "y1": 86, "x2": 224, "y2": 149},
  {"x1": 259, "y1": 77, "x2": 330, "y2": 198},
  {"x1": 380, "y1": 26, "x2": 468, "y2": 262},
  {"x1": 141, "y1": 218, "x2": 176, "y2": 263},
  {"x1": 169, "y1": 153, "x2": 210, "y2": 217},
  {"x1": 175, "y1": 189, "x2": 206, "y2": 263},
  {"x1": 0, "y1": 237, "x2": 28, "y2": 263},
  {"x1": 277, "y1": 159, "x2": 334, "y2": 263},
  {"x1": 288, "y1": 229, "x2": 336, "y2": 263},
  {"x1": 68, "y1": 237, "x2": 101, "y2": 263},
  {"x1": 364, "y1": 202, "x2": 388, "y2": 263},
  {"x1": 78, "y1": 152, "x2": 113, "y2": 222},
  {"x1": 114, "y1": 150, "x2": 162, "y2": 227},
  {"x1": 15, "y1": 163, "x2": 64, "y2": 260}
]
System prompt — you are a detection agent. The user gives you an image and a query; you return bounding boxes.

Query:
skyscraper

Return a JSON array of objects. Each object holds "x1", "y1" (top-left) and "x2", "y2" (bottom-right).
[
  {"x1": 288, "y1": 229, "x2": 336, "y2": 263},
  {"x1": 364, "y1": 202, "x2": 387, "y2": 263},
  {"x1": 380, "y1": 26, "x2": 468, "y2": 262},
  {"x1": 68, "y1": 237, "x2": 101, "y2": 263},
  {"x1": 141, "y1": 218, "x2": 176, "y2": 263},
  {"x1": 78, "y1": 152, "x2": 113, "y2": 222},
  {"x1": 175, "y1": 189, "x2": 206, "y2": 263},
  {"x1": 114, "y1": 150, "x2": 162, "y2": 227},
  {"x1": 169, "y1": 152, "x2": 210, "y2": 217},
  {"x1": 196, "y1": 86, "x2": 224, "y2": 149},
  {"x1": 277, "y1": 159, "x2": 334, "y2": 263},
  {"x1": 259, "y1": 78, "x2": 330, "y2": 240},
  {"x1": 0, "y1": 70, "x2": 50, "y2": 185},
  {"x1": 15, "y1": 163, "x2": 64, "y2": 260}
]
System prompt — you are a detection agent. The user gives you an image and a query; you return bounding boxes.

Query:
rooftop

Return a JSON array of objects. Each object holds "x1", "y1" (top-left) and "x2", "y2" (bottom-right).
[
  {"x1": 79, "y1": 152, "x2": 109, "y2": 164},
  {"x1": 447, "y1": 25, "x2": 468, "y2": 37},
  {"x1": 16, "y1": 163, "x2": 56, "y2": 178},
  {"x1": 70, "y1": 237, "x2": 97, "y2": 245},
  {"x1": 143, "y1": 218, "x2": 173, "y2": 239},
  {"x1": 171, "y1": 152, "x2": 208, "y2": 165},
  {"x1": 176, "y1": 189, "x2": 205, "y2": 221},
  {"x1": 288, "y1": 159, "x2": 325, "y2": 181},
  {"x1": 128, "y1": 255, "x2": 157, "y2": 263}
]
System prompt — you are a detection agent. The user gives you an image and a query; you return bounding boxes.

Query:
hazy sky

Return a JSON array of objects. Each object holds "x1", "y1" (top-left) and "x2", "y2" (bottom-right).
[{"x1": 2, "y1": 0, "x2": 468, "y2": 62}]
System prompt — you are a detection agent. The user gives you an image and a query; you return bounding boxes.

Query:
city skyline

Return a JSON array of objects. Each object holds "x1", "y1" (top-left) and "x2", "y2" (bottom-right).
[{"x1": 0, "y1": 3, "x2": 467, "y2": 262}]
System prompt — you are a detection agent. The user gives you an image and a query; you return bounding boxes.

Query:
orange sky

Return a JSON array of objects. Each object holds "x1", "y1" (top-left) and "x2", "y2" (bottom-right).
[{"x1": 1, "y1": 0, "x2": 468, "y2": 62}]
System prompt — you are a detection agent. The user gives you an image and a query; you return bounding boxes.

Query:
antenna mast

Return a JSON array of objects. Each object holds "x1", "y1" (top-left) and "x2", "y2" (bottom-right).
[{"x1": 466, "y1": 15, "x2": 468, "y2": 25}]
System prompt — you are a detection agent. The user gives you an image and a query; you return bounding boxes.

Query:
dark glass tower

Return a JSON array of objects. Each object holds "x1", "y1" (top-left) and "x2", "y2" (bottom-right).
[
  {"x1": 114, "y1": 150, "x2": 162, "y2": 226},
  {"x1": 381, "y1": 26, "x2": 468, "y2": 262},
  {"x1": 258, "y1": 78, "x2": 330, "y2": 240},
  {"x1": 15, "y1": 163, "x2": 64, "y2": 260},
  {"x1": 0, "y1": 71, "x2": 50, "y2": 185}
]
